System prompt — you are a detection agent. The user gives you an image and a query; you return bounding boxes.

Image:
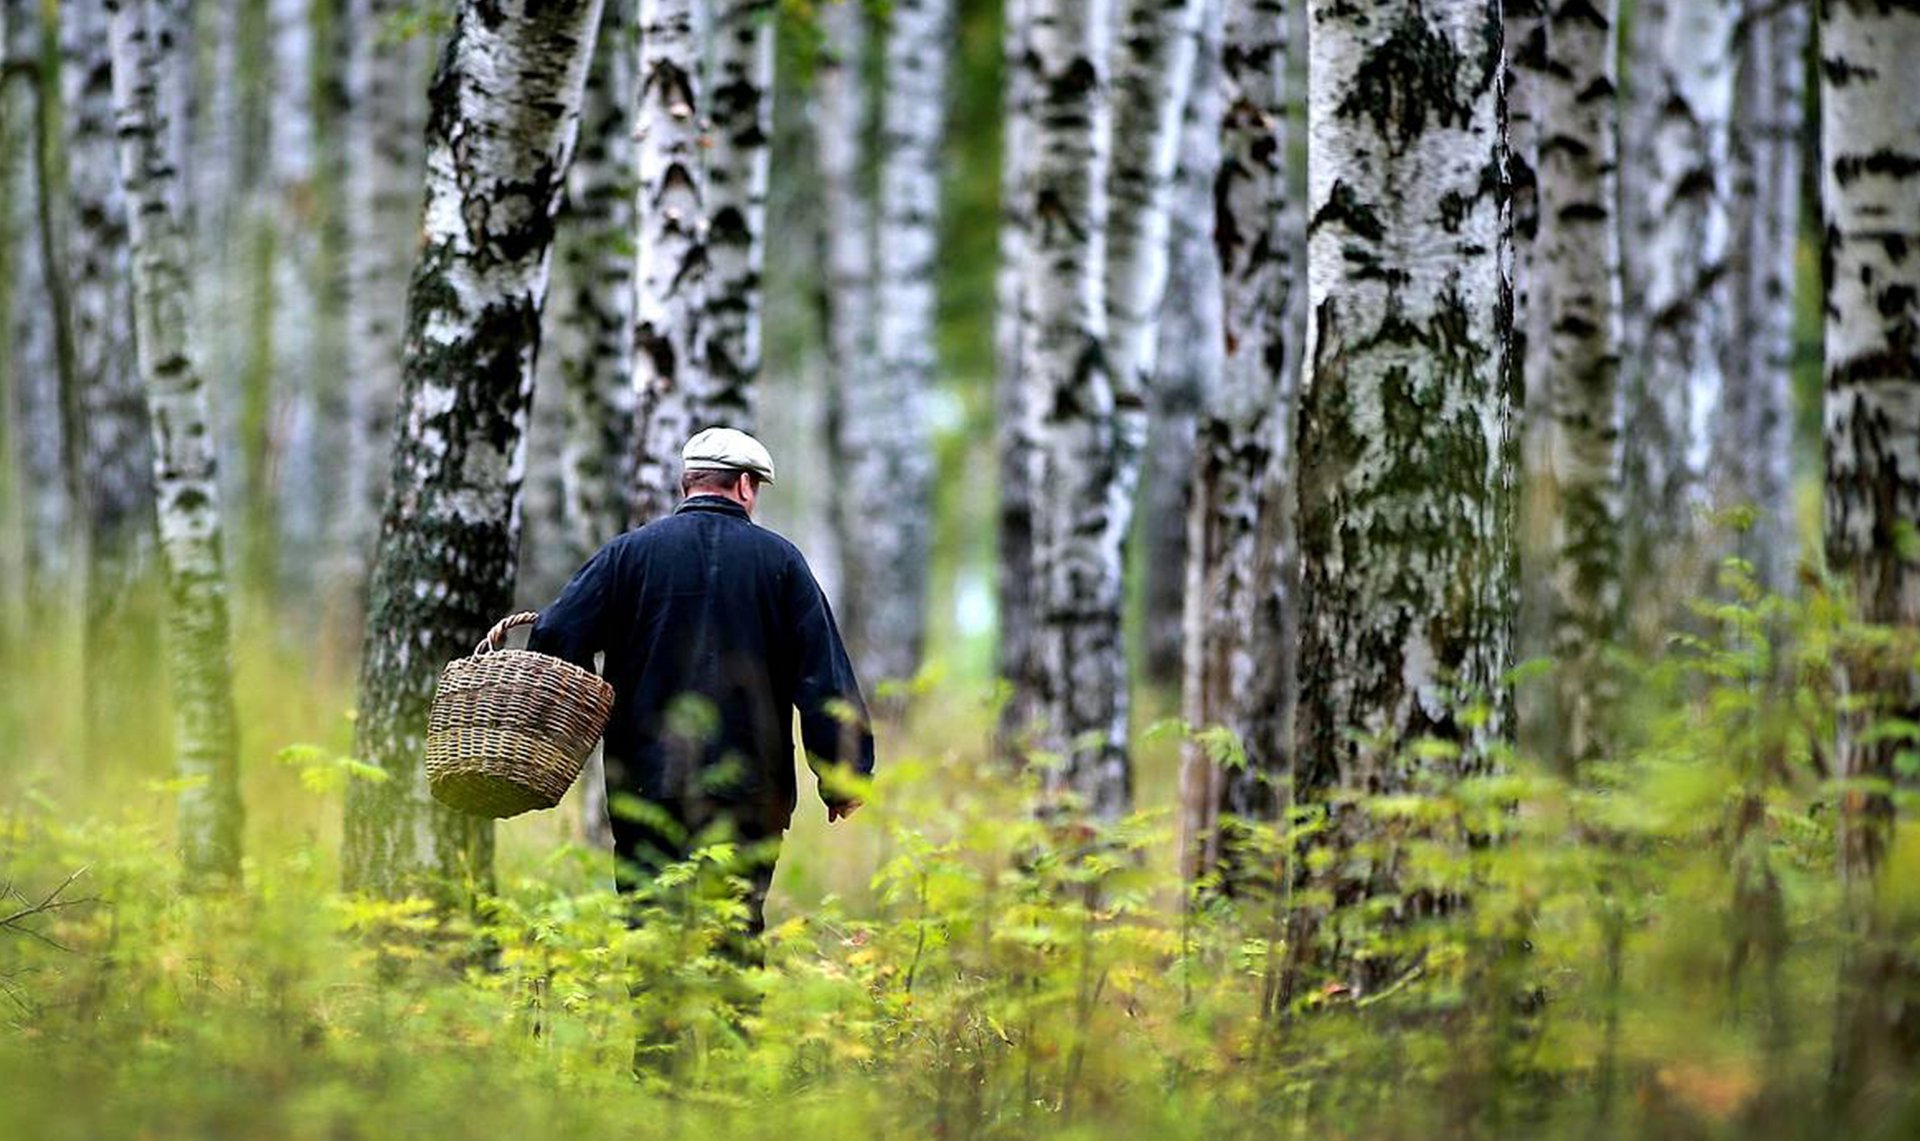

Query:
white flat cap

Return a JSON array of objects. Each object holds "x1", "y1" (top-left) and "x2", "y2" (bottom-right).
[{"x1": 682, "y1": 427, "x2": 776, "y2": 484}]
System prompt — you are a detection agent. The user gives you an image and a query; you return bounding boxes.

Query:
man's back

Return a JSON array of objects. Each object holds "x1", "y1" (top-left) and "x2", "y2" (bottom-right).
[{"x1": 529, "y1": 495, "x2": 872, "y2": 824}]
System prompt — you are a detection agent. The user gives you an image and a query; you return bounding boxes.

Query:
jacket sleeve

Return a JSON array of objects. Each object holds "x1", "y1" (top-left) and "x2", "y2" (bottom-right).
[
  {"x1": 528, "y1": 541, "x2": 618, "y2": 673},
  {"x1": 784, "y1": 553, "x2": 876, "y2": 806}
]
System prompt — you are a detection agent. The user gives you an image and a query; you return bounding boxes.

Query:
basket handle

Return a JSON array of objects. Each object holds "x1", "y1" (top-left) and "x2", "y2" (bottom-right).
[{"x1": 475, "y1": 611, "x2": 540, "y2": 656}]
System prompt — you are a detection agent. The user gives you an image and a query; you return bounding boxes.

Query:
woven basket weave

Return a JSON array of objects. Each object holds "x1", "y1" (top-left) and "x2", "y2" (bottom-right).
[{"x1": 425, "y1": 612, "x2": 616, "y2": 819}]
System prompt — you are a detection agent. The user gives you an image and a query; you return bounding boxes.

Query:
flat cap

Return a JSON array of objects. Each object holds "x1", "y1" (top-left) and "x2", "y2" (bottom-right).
[{"x1": 682, "y1": 427, "x2": 776, "y2": 484}]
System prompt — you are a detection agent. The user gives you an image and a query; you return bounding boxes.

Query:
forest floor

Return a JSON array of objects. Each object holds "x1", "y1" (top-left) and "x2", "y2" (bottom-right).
[{"x1": 0, "y1": 585, "x2": 1912, "y2": 1139}]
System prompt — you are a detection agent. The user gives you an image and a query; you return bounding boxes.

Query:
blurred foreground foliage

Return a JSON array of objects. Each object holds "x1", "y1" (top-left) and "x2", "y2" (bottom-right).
[{"x1": 4, "y1": 562, "x2": 1920, "y2": 1138}]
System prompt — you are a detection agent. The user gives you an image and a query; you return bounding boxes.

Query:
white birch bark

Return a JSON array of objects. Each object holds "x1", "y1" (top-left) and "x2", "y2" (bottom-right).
[
  {"x1": 1621, "y1": 0, "x2": 1736, "y2": 595},
  {"x1": 701, "y1": 0, "x2": 772, "y2": 420},
  {"x1": 333, "y1": 0, "x2": 428, "y2": 610},
  {"x1": 630, "y1": 0, "x2": 712, "y2": 525},
  {"x1": 1023, "y1": 0, "x2": 1132, "y2": 817},
  {"x1": 1296, "y1": 0, "x2": 1513, "y2": 803},
  {"x1": 831, "y1": 0, "x2": 951, "y2": 685},
  {"x1": 1179, "y1": 0, "x2": 1294, "y2": 880},
  {"x1": 342, "y1": 0, "x2": 603, "y2": 899},
  {"x1": 268, "y1": 0, "x2": 324, "y2": 589},
  {"x1": 1532, "y1": 0, "x2": 1623, "y2": 760},
  {"x1": 64, "y1": 0, "x2": 159, "y2": 761},
  {"x1": 1717, "y1": 0, "x2": 1805, "y2": 594},
  {"x1": 108, "y1": 0, "x2": 246, "y2": 883},
  {"x1": 555, "y1": 0, "x2": 635, "y2": 559},
  {"x1": 1145, "y1": 0, "x2": 1225, "y2": 687},
  {"x1": 549, "y1": 0, "x2": 635, "y2": 853},
  {"x1": 995, "y1": 0, "x2": 1038, "y2": 710},
  {"x1": 1822, "y1": 0, "x2": 1920, "y2": 1102},
  {"x1": 0, "y1": 0, "x2": 35, "y2": 640}
]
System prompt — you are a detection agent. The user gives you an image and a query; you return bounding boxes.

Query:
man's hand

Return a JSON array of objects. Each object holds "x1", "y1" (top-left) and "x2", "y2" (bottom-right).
[{"x1": 826, "y1": 800, "x2": 862, "y2": 824}]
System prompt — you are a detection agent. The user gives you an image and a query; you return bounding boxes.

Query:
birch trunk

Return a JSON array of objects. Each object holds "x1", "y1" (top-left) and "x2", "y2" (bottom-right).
[
  {"x1": 701, "y1": 0, "x2": 772, "y2": 421},
  {"x1": 108, "y1": 0, "x2": 246, "y2": 883},
  {"x1": 1144, "y1": 0, "x2": 1224, "y2": 687},
  {"x1": 1179, "y1": 0, "x2": 1294, "y2": 880},
  {"x1": 554, "y1": 0, "x2": 635, "y2": 563},
  {"x1": 0, "y1": 0, "x2": 34, "y2": 643},
  {"x1": 995, "y1": 0, "x2": 1037, "y2": 717},
  {"x1": 831, "y1": 0, "x2": 950, "y2": 685},
  {"x1": 1717, "y1": 0, "x2": 1805, "y2": 594},
  {"x1": 1620, "y1": 0, "x2": 1735, "y2": 602},
  {"x1": 1821, "y1": 0, "x2": 1920, "y2": 1107},
  {"x1": 267, "y1": 0, "x2": 324, "y2": 591},
  {"x1": 333, "y1": 0, "x2": 427, "y2": 614},
  {"x1": 342, "y1": 0, "x2": 602, "y2": 899},
  {"x1": 1022, "y1": 0, "x2": 1132, "y2": 817},
  {"x1": 630, "y1": 0, "x2": 711, "y2": 525},
  {"x1": 65, "y1": 0, "x2": 160, "y2": 763},
  {"x1": 1295, "y1": 0, "x2": 1513, "y2": 943},
  {"x1": 1532, "y1": 0, "x2": 1622, "y2": 761},
  {"x1": 550, "y1": 0, "x2": 635, "y2": 852}
]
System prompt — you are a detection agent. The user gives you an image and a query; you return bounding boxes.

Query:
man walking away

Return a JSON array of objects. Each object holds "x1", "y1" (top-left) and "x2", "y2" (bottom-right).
[{"x1": 530, "y1": 428, "x2": 875, "y2": 952}]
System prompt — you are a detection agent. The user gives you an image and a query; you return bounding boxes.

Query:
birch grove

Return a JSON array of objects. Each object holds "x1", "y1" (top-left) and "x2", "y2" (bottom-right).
[
  {"x1": 1821, "y1": 0, "x2": 1920, "y2": 1107},
  {"x1": 1295, "y1": 0, "x2": 1513, "y2": 830},
  {"x1": 1179, "y1": 0, "x2": 1294, "y2": 881},
  {"x1": 342, "y1": 0, "x2": 602, "y2": 899},
  {"x1": 630, "y1": 0, "x2": 711, "y2": 525},
  {"x1": 108, "y1": 0, "x2": 246, "y2": 883}
]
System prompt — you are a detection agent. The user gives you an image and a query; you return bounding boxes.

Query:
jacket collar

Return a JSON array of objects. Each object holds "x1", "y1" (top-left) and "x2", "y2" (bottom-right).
[{"x1": 675, "y1": 495, "x2": 751, "y2": 520}]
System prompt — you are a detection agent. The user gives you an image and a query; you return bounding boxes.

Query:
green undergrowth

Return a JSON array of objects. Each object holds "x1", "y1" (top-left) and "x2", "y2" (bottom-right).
[{"x1": 3, "y1": 563, "x2": 1920, "y2": 1138}]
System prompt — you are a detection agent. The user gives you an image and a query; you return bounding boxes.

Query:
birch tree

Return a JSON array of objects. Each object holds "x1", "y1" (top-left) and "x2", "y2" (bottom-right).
[
  {"x1": 702, "y1": 0, "x2": 772, "y2": 418},
  {"x1": 0, "y1": 0, "x2": 36, "y2": 644},
  {"x1": 995, "y1": 0, "x2": 1037, "y2": 717},
  {"x1": 267, "y1": 0, "x2": 324, "y2": 589},
  {"x1": 1294, "y1": 0, "x2": 1513, "y2": 922},
  {"x1": 342, "y1": 0, "x2": 603, "y2": 899},
  {"x1": 1821, "y1": 0, "x2": 1920, "y2": 1106},
  {"x1": 630, "y1": 0, "x2": 711, "y2": 525},
  {"x1": 1620, "y1": 0, "x2": 1735, "y2": 598},
  {"x1": 831, "y1": 0, "x2": 951, "y2": 684},
  {"x1": 1179, "y1": 0, "x2": 1294, "y2": 880},
  {"x1": 1717, "y1": 1, "x2": 1805, "y2": 594},
  {"x1": 108, "y1": 0, "x2": 246, "y2": 882},
  {"x1": 333, "y1": 0, "x2": 428, "y2": 613},
  {"x1": 554, "y1": 0, "x2": 635, "y2": 559},
  {"x1": 64, "y1": 0, "x2": 158, "y2": 761},
  {"x1": 1531, "y1": 0, "x2": 1622, "y2": 760},
  {"x1": 1143, "y1": 0, "x2": 1225, "y2": 686},
  {"x1": 1022, "y1": 0, "x2": 1132, "y2": 817}
]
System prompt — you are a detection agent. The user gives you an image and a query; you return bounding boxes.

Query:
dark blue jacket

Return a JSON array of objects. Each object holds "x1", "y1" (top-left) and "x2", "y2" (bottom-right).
[{"x1": 528, "y1": 496, "x2": 873, "y2": 823}]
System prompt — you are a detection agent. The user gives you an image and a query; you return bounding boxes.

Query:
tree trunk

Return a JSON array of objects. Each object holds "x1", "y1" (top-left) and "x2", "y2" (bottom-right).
[
  {"x1": 65, "y1": 0, "x2": 160, "y2": 766},
  {"x1": 995, "y1": 0, "x2": 1037, "y2": 723},
  {"x1": 332, "y1": 0, "x2": 428, "y2": 620},
  {"x1": 1620, "y1": 0, "x2": 1735, "y2": 609},
  {"x1": 630, "y1": 0, "x2": 711, "y2": 525},
  {"x1": 1531, "y1": 0, "x2": 1622, "y2": 762},
  {"x1": 0, "y1": 0, "x2": 36, "y2": 647},
  {"x1": 1718, "y1": 0, "x2": 1805, "y2": 595},
  {"x1": 1179, "y1": 0, "x2": 1295, "y2": 881},
  {"x1": 828, "y1": 0, "x2": 951, "y2": 686},
  {"x1": 342, "y1": 0, "x2": 603, "y2": 900},
  {"x1": 1295, "y1": 0, "x2": 1513, "y2": 978},
  {"x1": 702, "y1": 0, "x2": 772, "y2": 421},
  {"x1": 1022, "y1": 0, "x2": 1133, "y2": 818},
  {"x1": 1822, "y1": 0, "x2": 1920, "y2": 1111},
  {"x1": 108, "y1": 0, "x2": 246, "y2": 883}
]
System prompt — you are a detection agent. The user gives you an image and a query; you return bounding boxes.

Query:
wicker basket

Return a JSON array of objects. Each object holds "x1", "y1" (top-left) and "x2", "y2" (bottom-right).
[{"x1": 425, "y1": 612, "x2": 616, "y2": 818}]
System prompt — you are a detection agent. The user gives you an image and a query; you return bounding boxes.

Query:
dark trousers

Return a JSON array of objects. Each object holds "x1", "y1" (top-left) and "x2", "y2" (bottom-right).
[{"x1": 609, "y1": 798, "x2": 785, "y2": 950}]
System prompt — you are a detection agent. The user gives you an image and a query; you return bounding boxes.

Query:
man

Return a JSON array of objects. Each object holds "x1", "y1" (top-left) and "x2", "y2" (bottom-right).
[{"x1": 529, "y1": 428, "x2": 874, "y2": 950}]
